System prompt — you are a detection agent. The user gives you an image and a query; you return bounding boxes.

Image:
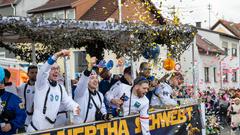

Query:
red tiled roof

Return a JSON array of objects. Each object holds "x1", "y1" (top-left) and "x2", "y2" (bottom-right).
[
  {"x1": 28, "y1": 0, "x2": 79, "y2": 14},
  {"x1": 211, "y1": 19, "x2": 240, "y2": 38},
  {"x1": 80, "y1": 0, "x2": 125, "y2": 21},
  {"x1": 0, "y1": 0, "x2": 16, "y2": 7},
  {"x1": 196, "y1": 34, "x2": 224, "y2": 54},
  {"x1": 80, "y1": 0, "x2": 165, "y2": 24}
]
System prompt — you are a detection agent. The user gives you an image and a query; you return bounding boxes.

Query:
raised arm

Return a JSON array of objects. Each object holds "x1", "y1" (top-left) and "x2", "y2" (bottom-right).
[
  {"x1": 74, "y1": 70, "x2": 91, "y2": 98},
  {"x1": 74, "y1": 56, "x2": 97, "y2": 98},
  {"x1": 35, "y1": 56, "x2": 55, "y2": 90},
  {"x1": 36, "y1": 50, "x2": 70, "y2": 90}
]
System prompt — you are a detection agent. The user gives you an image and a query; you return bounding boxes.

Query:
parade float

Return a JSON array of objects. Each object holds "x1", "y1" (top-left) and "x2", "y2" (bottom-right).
[{"x1": 0, "y1": 17, "x2": 205, "y2": 135}]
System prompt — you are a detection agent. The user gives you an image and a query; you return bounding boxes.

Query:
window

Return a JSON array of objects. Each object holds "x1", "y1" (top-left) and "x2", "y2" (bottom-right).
[
  {"x1": 44, "y1": 12, "x2": 54, "y2": 19},
  {"x1": 232, "y1": 69, "x2": 237, "y2": 82},
  {"x1": 74, "y1": 51, "x2": 87, "y2": 73},
  {"x1": 223, "y1": 48, "x2": 228, "y2": 55},
  {"x1": 223, "y1": 69, "x2": 228, "y2": 82},
  {"x1": 43, "y1": 10, "x2": 64, "y2": 19},
  {"x1": 222, "y1": 41, "x2": 228, "y2": 56},
  {"x1": 232, "y1": 48, "x2": 237, "y2": 56},
  {"x1": 232, "y1": 43, "x2": 237, "y2": 56},
  {"x1": 213, "y1": 67, "x2": 217, "y2": 82},
  {"x1": 204, "y1": 67, "x2": 209, "y2": 82},
  {"x1": 66, "y1": 9, "x2": 75, "y2": 19},
  {"x1": 55, "y1": 11, "x2": 64, "y2": 19}
]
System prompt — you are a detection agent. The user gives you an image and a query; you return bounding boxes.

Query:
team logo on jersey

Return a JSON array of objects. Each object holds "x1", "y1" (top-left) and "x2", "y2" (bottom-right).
[
  {"x1": 27, "y1": 89, "x2": 30, "y2": 93},
  {"x1": 163, "y1": 91, "x2": 169, "y2": 96},
  {"x1": 19, "y1": 103, "x2": 25, "y2": 109},
  {"x1": 89, "y1": 103, "x2": 93, "y2": 109},
  {"x1": 50, "y1": 94, "x2": 60, "y2": 102},
  {"x1": 50, "y1": 94, "x2": 54, "y2": 101},
  {"x1": 134, "y1": 101, "x2": 141, "y2": 108},
  {"x1": 1, "y1": 101, "x2": 6, "y2": 107},
  {"x1": 55, "y1": 95, "x2": 59, "y2": 101}
]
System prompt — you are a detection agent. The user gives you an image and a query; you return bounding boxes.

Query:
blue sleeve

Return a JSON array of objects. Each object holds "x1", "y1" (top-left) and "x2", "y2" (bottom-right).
[{"x1": 10, "y1": 96, "x2": 26, "y2": 131}]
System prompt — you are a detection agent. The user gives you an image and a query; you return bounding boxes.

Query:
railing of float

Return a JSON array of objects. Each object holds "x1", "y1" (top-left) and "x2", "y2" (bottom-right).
[{"x1": 20, "y1": 103, "x2": 205, "y2": 135}]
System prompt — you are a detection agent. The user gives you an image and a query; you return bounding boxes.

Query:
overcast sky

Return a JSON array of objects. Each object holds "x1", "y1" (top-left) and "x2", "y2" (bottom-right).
[{"x1": 152, "y1": 0, "x2": 240, "y2": 28}]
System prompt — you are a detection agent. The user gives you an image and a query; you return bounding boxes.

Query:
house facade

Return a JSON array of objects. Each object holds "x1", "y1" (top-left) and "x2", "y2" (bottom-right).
[
  {"x1": 181, "y1": 20, "x2": 240, "y2": 91},
  {"x1": 0, "y1": 0, "x2": 48, "y2": 17},
  {"x1": 0, "y1": 0, "x2": 48, "y2": 60}
]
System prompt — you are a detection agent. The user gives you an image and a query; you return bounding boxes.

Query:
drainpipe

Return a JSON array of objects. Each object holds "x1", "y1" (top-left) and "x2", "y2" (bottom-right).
[
  {"x1": 118, "y1": 0, "x2": 122, "y2": 23},
  {"x1": 219, "y1": 55, "x2": 227, "y2": 89},
  {"x1": 9, "y1": 0, "x2": 16, "y2": 16}
]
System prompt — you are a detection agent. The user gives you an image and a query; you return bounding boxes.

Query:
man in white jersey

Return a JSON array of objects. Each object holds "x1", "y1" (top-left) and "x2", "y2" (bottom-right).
[
  {"x1": 17, "y1": 65, "x2": 38, "y2": 129},
  {"x1": 105, "y1": 66, "x2": 132, "y2": 117},
  {"x1": 106, "y1": 76, "x2": 151, "y2": 135},
  {"x1": 73, "y1": 56, "x2": 109, "y2": 124},
  {"x1": 151, "y1": 72, "x2": 184, "y2": 107},
  {"x1": 27, "y1": 50, "x2": 80, "y2": 132}
]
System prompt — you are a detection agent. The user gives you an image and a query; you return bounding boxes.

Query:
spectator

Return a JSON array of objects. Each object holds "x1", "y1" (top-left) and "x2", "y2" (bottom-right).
[
  {"x1": 105, "y1": 66, "x2": 132, "y2": 117},
  {"x1": 73, "y1": 56, "x2": 109, "y2": 124},
  {"x1": 17, "y1": 65, "x2": 38, "y2": 130},
  {"x1": 99, "y1": 67, "x2": 119, "y2": 96},
  {"x1": 0, "y1": 66, "x2": 26, "y2": 135},
  {"x1": 106, "y1": 76, "x2": 150, "y2": 135},
  {"x1": 151, "y1": 72, "x2": 184, "y2": 107},
  {"x1": 27, "y1": 50, "x2": 80, "y2": 132}
]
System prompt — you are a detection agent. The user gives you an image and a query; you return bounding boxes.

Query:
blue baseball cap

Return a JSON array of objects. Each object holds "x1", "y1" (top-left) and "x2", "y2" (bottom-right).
[{"x1": 0, "y1": 66, "x2": 5, "y2": 83}]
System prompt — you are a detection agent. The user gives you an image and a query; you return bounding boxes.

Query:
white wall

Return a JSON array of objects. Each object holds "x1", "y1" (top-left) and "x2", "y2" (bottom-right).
[
  {"x1": 197, "y1": 29, "x2": 240, "y2": 90},
  {"x1": 220, "y1": 36, "x2": 240, "y2": 89},
  {"x1": 213, "y1": 24, "x2": 236, "y2": 37},
  {"x1": 180, "y1": 37, "x2": 203, "y2": 90},
  {"x1": 16, "y1": 0, "x2": 48, "y2": 17}
]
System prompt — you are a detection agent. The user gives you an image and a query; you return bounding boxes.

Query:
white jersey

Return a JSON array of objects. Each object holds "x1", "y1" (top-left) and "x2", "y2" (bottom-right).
[
  {"x1": 105, "y1": 80, "x2": 132, "y2": 109},
  {"x1": 73, "y1": 70, "x2": 107, "y2": 124},
  {"x1": 151, "y1": 82, "x2": 177, "y2": 106},
  {"x1": 105, "y1": 81, "x2": 150, "y2": 135},
  {"x1": 17, "y1": 82, "x2": 35, "y2": 127},
  {"x1": 27, "y1": 57, "x2": 79, "y2": 132},
  {"x1": 54, "y1": 104, "x2": 68, "y2": 128}
]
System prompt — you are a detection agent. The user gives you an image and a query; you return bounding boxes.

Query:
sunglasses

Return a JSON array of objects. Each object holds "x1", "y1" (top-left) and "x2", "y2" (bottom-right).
[
  {"x1": 143, "y1": 68, "x2": 151, "y2": 71},
  {"x1": 51, "y1": 67, "x2": 60, "y2": 71}
]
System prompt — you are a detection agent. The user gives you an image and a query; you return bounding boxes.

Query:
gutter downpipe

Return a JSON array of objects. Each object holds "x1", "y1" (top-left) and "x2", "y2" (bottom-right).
[{"x1": 9, "y1": 0, "x2": 16, "y2": 16}]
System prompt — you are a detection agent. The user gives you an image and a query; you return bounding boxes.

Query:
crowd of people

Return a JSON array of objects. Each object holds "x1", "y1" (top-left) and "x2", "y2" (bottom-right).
[
  {"x1": 198, "y1": 88, "x2": 240, "y2": 135},
  {"x1": 0, "y1": 49, "x2": 202, "y2": 135}
]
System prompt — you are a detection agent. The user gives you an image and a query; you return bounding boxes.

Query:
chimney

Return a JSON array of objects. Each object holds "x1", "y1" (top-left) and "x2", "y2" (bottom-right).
[{"x1": 196, "y1": 22, "x2": 201, "y2": 28}]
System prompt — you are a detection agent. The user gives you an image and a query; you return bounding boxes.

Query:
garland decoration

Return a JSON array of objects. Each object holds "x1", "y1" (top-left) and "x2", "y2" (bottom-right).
[{"x1": 0, "y1": 17, "x2": 197, "y2": 63}]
